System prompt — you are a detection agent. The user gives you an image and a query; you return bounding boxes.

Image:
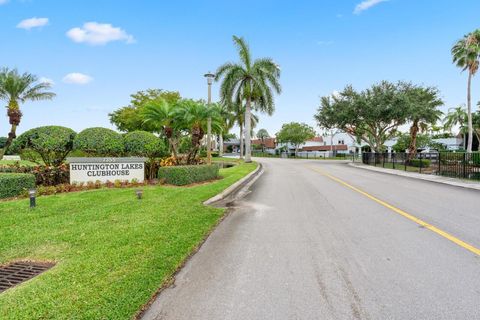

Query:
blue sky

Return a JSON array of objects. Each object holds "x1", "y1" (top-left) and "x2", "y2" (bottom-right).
[{"x1": 1, "y1": 0, "x2": 480, "y2": 137}]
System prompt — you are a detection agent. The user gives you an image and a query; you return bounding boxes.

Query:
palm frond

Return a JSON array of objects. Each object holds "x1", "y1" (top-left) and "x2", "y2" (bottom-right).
[{"x1": 232, "y1": 35, "x2": 251, "y2": 70}]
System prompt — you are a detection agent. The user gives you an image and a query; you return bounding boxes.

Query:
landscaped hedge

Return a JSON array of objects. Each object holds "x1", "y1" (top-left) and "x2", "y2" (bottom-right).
[
  {"x1": 409, "y1": 159, "x2": 431, "y2": 167},
  {"x1": 0, "y1": 173, "x2": 36, "y2": 199},
  {"x1": 74, "y1": 127, "x2": 124, "y2": 156},
  {"x1": 158, "y1": 164, "x2": 219, "y2": 186},
  {"x1": 9, "y1": 126, "x2": 76, "y2": 166}
]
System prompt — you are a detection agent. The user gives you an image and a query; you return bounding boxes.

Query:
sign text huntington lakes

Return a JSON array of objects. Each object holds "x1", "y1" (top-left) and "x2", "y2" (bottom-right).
[{"x1": 67, "y1": 157, "x2": 146, "y2": 184}]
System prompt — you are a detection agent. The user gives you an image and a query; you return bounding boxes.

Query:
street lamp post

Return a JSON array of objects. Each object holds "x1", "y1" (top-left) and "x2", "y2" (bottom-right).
[{"x1": 204, "y1": 72, "x2": 215, "y2": 165}]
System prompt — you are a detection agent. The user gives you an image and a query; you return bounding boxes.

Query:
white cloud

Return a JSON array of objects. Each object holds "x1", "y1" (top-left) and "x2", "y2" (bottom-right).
[
  {"x1": 354, "y1": 0, "x2": 388, "y2": 14},
  {"x1": 62, "y1": 73, "x2": 93, "y2": 85},
  {"x1": 331, "y1": 90, "x2": 341, "y2": 98},
  {"x1": 66, "y1": 22, "x2": 135, "y2": 45},
  {"x1": 39, "y1": 77, "x2": 55, "y2": 85},
  {"x1": 17, "y1": 17, "x2": 49, "y2": 30},
  {"x1": 0, "y1": 0, "x2": 9, "y2": 5}
]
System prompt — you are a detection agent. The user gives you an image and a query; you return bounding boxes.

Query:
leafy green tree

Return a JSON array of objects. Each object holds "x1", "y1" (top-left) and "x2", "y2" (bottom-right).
[
  {"x1": 443, "y1": 106, "x2": 469, "y2": 149},
  {"x1": 393, "y1": 133, "x2": 433, "y2": 152},
  {"x1": 403, "y1": 84, "x2": 443, "y2": 159},
  {"x1": 452, "y1": 29, "x2": 480, "y2": 152},
  {"x1": 0, "y1": 68, "x2": 55, "y2": 157},
  {"x1": 215, "y1": 36, "x2": 281, "y2": 163},
  {"x1": 109, "y1": 89, "x2": 181, "y2": 132},
  {"x1": 10, "y1": 126, "x2": 76, "y2": 166},
  {"x1": 142, "y1": 98, "x2": 181, "y2": 159},
  {"x1": 256, "y1": 128, "x2": 270, "y2": 152},
  {"x1": 315, "y1": 81, "x2": 409, "y2": 152},
  {"x1": 276, "y1": 122, "x2": 315, "y2": 153}
]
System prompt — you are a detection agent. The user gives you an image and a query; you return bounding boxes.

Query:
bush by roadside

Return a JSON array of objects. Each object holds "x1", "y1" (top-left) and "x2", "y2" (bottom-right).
[
  {"x1": 158, "y1": 164, "x2": 219, "y2": 185},
  {"x1": 0, "y1": 173, "x2": 36, "y2": 199},
  {"x1": 408, "y1": 159, "x2": 431, "y2": 167}
]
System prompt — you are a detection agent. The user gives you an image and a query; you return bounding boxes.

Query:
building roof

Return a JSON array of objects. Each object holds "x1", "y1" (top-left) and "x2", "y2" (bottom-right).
[
  {"x1": 252, "y1": 137, "x2": 276, "y2": 149},
  {"x1": 302, "y1": 145, "x2": 348, "y2": 151},
  {"x1": 308, "y1": 136, "x2": 324, "y2": 143}
]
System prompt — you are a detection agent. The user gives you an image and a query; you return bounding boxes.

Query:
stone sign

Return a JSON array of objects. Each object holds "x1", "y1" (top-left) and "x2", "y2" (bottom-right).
[{"x1": 67, "y1": 157, "x2": 147, "y2": 184}]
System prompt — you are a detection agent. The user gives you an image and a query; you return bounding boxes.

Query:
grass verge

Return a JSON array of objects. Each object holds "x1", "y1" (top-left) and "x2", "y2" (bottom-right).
[{"x1": 0, "y1": 162, "x2": 257, "y2": 319}]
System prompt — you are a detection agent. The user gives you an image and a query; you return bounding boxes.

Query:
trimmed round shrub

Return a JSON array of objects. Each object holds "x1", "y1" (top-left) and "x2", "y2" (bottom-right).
[
  {"x1": 158, "y1": 164, "x2": 219, "y2": 185},
  {"x1": 0, "y1": 137, "x2": 7, "y2": 149},
  {"x1": 9, "y1": 126, "x2": 76, "y2": 166},
  {"x1": 74, "y1": 127, "x2": 124, "y2": 156},
  {"x1": 124, "y1": 131, "x2": 167, "y2": 158},
  {"x1": 0, "y1": 173, "x2": 36, "y2": 199}
]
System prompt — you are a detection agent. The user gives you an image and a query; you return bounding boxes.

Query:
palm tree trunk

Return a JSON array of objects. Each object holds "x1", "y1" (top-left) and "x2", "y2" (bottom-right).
[
  {"x1": 2, "y1": 100, "x2": 22, "y2": 158},
  {"x1": 244, "y1": 97, "x2": 252, "y2": 163},
  {"x1": 407, "y1": 121, "x2": 419, "y2": 161},
  {"x1": 239, "y1": 125, "x2": 244, "y2": 160},
  {"x1": 219, "y1": 134, "x2": 224, "y2": 157},
  {"x1": 467, "y1": 71, "x2": 473, "y2": 153}
]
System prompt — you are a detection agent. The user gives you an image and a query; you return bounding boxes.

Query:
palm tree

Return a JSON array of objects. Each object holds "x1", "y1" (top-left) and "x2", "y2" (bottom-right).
[
  {"x1": 444, "y1": 106, "x2": 468, "y2": 149},
  {"x1": 176, "y1": 100, "x2": 222, "y2": 164},
  {"x1": 216, "y1": 103, "x2": 236, "y2": 157},
  {"x1": 215, "y1": 36, "x2": 281, "y2": 162},
  {"x1": 142, "y1": 98, "x2": 180, "y2": 159},
  {"x1": 405, "y1": 85, "x2": 444, "y2": 160},
  {"x1": 256, "y1": 128, "x2": 270, "y2": 152},
  {"x1": 0, "y1": 68, "x2": 55, "y2": 157},
  {"x1": 452, "y1": 29, "x2": 480, "y2": 153},
  {"x1": 228, "y1": 101, "x2": 259, "y2": 159}
]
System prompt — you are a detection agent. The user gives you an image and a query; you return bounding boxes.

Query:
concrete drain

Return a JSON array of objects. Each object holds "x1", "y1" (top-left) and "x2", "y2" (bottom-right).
[{"x1": 0, "y1": 261, "x2": 54, "y2": 293}]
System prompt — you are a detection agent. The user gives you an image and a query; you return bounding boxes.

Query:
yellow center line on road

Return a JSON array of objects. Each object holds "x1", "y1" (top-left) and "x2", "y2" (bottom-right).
[{"x1": 308, "y1": 166, "x2": 480, "y2": 257}]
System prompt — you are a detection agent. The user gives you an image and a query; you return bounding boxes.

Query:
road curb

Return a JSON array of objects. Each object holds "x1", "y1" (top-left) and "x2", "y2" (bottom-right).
[
  {"x1": 348, "y1": 162, "x2": 480, "y2": 191},
  {"x1": 203, "y1": 162, "x2": 263, "y2": 205}
]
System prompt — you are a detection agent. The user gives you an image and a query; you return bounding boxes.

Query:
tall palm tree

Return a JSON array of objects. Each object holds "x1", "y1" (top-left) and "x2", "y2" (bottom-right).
[
  {"x1": 405, "y1": 85, "x2": 444, "y2": 159},
  {"x1": 142, "y1": 98, "x2": 180, "y2": 159},
  {"x1": 215, "y1": 36, "x2": 281, "y2": 162},
  {"x1": 452, "y1": 29, "x2": 480, "y2": 153},
  {"x1": 0, "y1": 68, "x2": 55, "y2": 157},
  {"x1": 444, "y1": 106, "x2": 468, "y2": 149},
  {"x1": 228, "y1": 101, "x2": 259, "y2": 159}
]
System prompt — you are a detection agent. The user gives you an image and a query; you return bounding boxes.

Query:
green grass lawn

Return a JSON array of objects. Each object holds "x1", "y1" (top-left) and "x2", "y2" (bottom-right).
[
  {"x1": 0, "y1": 162, "x2": 257, "y2": 319},
  {"x1": 376, "y1": 162, "x2": 426, "y2": 173}
]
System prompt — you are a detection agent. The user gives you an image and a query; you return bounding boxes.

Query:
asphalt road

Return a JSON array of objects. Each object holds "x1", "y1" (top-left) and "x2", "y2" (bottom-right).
[{"x1": 142, "y1": 158, "x2": 480, "y2": 320}]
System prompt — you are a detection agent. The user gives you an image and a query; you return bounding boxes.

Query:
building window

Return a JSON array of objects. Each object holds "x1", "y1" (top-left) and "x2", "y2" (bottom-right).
[{"x1": 338, "y1": 140, "x2": 344, "y2": 145}]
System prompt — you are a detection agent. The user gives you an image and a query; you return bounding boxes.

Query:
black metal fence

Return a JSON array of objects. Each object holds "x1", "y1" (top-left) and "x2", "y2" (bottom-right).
[
  {"x1": 251, "y1": 150, "x2": 350, "y2": 159},
  {"x1": 362, "y1": 152, "x2": 480, "y2": 180}
]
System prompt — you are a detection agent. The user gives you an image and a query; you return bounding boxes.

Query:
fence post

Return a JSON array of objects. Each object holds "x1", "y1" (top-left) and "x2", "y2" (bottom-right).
[
  {"x1": 463, "y1": 153, "x2": 467, "y2": 178},
  {"x1": 438, "y1": 152, "x2": 441, "y2": 175},
  {"x1": 405, "y1": 154, "x2": 407, "y2": 171},
  {"x1": 382, "y1": 152, "x2": 385, "y2": 168},
  {"x1": 419, "y1": 153, "x2": 423, "y2": 174}
]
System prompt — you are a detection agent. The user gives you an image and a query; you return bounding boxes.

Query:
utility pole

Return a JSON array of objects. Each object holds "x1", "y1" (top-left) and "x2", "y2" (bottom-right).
[{"x1": 204, "y1": 72, "x2": 215, "y2": 165}]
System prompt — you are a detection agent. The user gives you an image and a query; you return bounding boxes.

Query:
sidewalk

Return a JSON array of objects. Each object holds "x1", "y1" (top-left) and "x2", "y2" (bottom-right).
[{"x1": 349, "y1": 162, "x2": 480, "y2": 191}]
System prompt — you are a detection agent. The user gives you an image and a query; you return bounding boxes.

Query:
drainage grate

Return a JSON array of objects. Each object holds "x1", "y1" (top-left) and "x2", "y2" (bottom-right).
[{"x1": 0, "y1": 261, "x2": 54, "y2": 293}]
